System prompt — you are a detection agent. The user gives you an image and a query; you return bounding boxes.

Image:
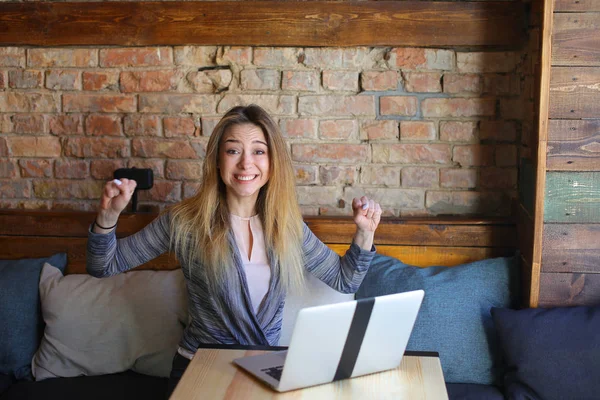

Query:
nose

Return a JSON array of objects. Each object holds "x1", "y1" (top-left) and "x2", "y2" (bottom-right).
[{"x1": 238, "y1": 152, "x2": 252, "y2": 169}]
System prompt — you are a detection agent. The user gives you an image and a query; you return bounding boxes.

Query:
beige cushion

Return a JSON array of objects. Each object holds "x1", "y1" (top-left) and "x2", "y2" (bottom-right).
[
  {"x1": 280, "y1": 273, "x2": 354, "y2": 346},
  {"x1": 32, "y1": 263, "x2": 188, "y2": 380}
]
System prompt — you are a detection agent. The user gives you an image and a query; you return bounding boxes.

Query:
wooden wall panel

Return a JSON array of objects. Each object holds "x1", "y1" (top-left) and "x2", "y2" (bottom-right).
[
  {"x1": 554, "y1": 0, "x2": 600, "y2": 13},
  {"x1": 547, "y1": 136, "x2": 600, "y2": 170},
  {"x1": 552, "y1": 13, "x2": 600, "y2": 66},
  {"x1": 544, "y1": 172, "x2": 600, "y2": 222},
  {"x1": 548, "y1": 119, "x2": 600, "y2": 141},
  {"x1": 549, "y1": 67, "x2": 600, "y2": 118},
  {"x1": 0, "y1": 1, "x2": 527, "y2": 47},
  {"x1": 542, "y1": 223, "x2": 600, "y2": 273},
  {"x1": 539, "y1": 272, "x2": 600, "y2": 306}
]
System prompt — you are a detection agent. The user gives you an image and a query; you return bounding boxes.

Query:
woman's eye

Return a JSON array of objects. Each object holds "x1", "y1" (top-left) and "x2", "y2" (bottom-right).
[
  {"x1": 226, "y1": 149, "x2": 239, "y2": 155},
  {"x1": 255, "y1": 150, "x2": 266, "y2": 155}
]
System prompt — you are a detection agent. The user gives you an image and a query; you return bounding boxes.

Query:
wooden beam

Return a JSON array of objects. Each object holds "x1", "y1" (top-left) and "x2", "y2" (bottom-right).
[{"x1": 0, "y1": 1, "x2": 527, "y2": 47}]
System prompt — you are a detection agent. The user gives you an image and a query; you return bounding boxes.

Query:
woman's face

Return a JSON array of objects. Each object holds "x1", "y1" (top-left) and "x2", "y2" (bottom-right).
[{"x1": 218, "y1": 123, "x2": 270, "y2": 205}]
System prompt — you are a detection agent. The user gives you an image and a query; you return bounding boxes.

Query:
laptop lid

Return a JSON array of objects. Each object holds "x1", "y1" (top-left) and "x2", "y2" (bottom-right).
[{"x1": 236, "y1": 290, "x2": 424, "y2": 392}]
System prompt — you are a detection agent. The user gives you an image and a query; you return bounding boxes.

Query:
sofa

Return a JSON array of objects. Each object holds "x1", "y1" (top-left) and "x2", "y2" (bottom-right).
[{"x1": 1, "y1": 211, "x2": 599, "y2": 400}]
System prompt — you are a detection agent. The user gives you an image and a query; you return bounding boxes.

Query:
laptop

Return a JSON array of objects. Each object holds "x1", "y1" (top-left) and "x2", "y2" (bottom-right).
[{"x1": 233, "y1": 289, "x2": 424, "y2": 392}]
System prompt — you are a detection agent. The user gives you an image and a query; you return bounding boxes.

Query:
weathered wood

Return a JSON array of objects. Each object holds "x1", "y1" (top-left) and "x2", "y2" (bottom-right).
[
  {"x1": 549, "y1": 67, "x2": 600, "y2": 118},
  {"x1": 517, "y1": 203, "x2": 534, "y2": 267},
  {"x1": 0, "y1": 1, "x2": 527, "y2": 47},
  {"x1": 554, "y1": 0, "x2": 600, "y2": 12},
  {"x1": 552, "y1": 13, "x2": 600, "y2": 66},
  {"x1": 539, "y1": 272, "x2": 600, "y2": 306},
  {"x1": 544, "y1": 171, "x2": 600, "y2": 222},
  {"x1": 520, "y1": 254, "x2": 533, "y2": 307},
  {"x1": 547, "y1": 136, "x2": 600, "y2": 170},
  {"x1": 542, "y1": 223, "x2": 600, "y2": 273},
  {"x1": 548, "y1": 119, "x2": 600, "y2": 141}
]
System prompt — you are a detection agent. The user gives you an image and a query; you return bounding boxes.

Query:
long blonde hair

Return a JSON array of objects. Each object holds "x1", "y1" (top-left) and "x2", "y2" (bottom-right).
[{"x1": 169, "y1": 105, "x2": 305, "y2": 293}]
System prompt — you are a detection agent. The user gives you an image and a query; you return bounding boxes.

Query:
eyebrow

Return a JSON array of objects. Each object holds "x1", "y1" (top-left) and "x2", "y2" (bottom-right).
[{"x1": 224, "y1": 139, "x2": 268, "y2": 146}]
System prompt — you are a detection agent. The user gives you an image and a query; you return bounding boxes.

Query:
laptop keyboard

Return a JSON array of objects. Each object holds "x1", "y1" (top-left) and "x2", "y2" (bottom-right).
[{"x1": 261, "y1": 365, "x2": 284, "y2": 381}]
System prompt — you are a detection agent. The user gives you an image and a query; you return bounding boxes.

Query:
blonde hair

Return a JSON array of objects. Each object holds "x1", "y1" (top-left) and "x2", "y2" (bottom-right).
[{"x1": 169, "y1": 105, "x2": 305, "y2": 294}]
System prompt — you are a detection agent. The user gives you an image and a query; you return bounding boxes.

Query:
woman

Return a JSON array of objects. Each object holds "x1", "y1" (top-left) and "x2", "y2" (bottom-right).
[{"x1": 86, "y1": 105, "x2": 382, "y2": 396}]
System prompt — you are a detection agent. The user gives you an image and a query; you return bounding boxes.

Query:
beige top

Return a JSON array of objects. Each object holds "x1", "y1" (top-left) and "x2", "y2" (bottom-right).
[{"x1": 230, "y1": 214, "x2": 271, "y2": 314}]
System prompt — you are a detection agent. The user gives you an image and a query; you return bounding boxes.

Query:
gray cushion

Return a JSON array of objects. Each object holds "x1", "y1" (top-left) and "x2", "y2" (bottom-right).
[
  {"x1": 32, "y1": 264, "x2": 188, "y2": 380},
  {"x1": 0, "y1": 253, "x2": 67, "y2": 381},
  {"x1": 356, "y1": 254, "x2": 519, "y2": 385}
]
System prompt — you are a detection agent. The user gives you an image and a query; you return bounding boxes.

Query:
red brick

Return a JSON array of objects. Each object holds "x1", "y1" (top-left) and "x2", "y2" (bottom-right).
[
  {"x1": 90, "y1": 159, "x2": 127, "y2": 179},
  {"x1": 100, "y1": 47, "x2": 173, "y2": 67},
  {"x1": 131, "y1": 138, "x2": 198, "y2": 159},
  {"x1": 403, "y1": 72, "x2": 442, "y2": 93},
  {"x1": 201, "y1": 117, "x2": 221, "y2": 137},
  {"x1": 85, "y1": 115, "x2": 123, "y2": 136},
  {"x1": 33, "y1": 180, "x2": 103, "y2": 200},
  {"x1": 483, "y1": 74, "x2": 520, "y2": 96},
  {"x1": 400, "y1": 121, "x2": 436, "y2": 141},
  {"x1": 139, "y1": 94, "x2": 218, "y2": 114},
  {"x1": 217, "y1": 47, "x2": 252, "y2": 65},
  {"x1": 120, "y1": 70, "x2": 182, "y2": 92},
  {"x1": 390, "y1": 48, "x2": 454, "y2": 71},
  {"x1": 240, "y1": 69, "x2": 280, "y2": 91},
  {"x1": 279, "y1": 119, "x2": 317, "y2": 139},
  {"x1": 500, "y1": 98, "x2": 529, "y2": 120},
  {"x1": 344, "y1": 187, "x2": 425, "y2": 209},
  {"x1": 124, "y1": 115, "x2": 161, "y2": 137},
  {"x1": 320, "y1": 166, "x2": 356, "y2": 185},
  {"x1": 218, "y1": 94, "x2": 295, "y2": 115},
  {"x1": 190, "y1": 138, "x2": 208, "y2": 158},
  {"x1": 64, "y1": 94, "x2": 136, "y2": 113},
  {"x1": 254, "y1": 48, "x2": 300, "y2": 67},
  {"x1": 0, "y1": 138, "x2": 8, "y2": 157},
  {"x1": 380, "y1": 96, "x2": 418, "y2": 116},
  {"x1": 0, "y1": 160, "x2": 18, "y2": 178},
  {"x1": 55, "y1": 160, "x2": 89, "y2": 179},
  {"x1": 421, "y1": 98, "x2": 495, "y2": 117},
  {"x1": 28, "y1": 49, "x2": 97, "y2": 67},
  {"x1": 440, "y1": 168, "x2": 477, "y2": 188},
  {"x1": 294, "y1": 165, "x2": 318, "y2": 184},
  {"x1": 440, "y1": 121, "x2": 478, "y2": 142},
  {"x1": 372, "y1": 144, "x2": 451, "y2": 164},
  {"x1": 426, "y1": 191, "x2": 511, "y2": 215},
  {"x1": 138, "y1": 180, "x2": 181, "y2": 203},
  {"x1": 49, "y1": 115, "x2": 84, "y2": 136},
  {"x1": 8, "y1": 70, "x2": 43, "y2": 89},
  {"x1": 0, "y1": 180, "x2": 31, "y2": 198},
  {"x1": 0, "y1": 93, "x2": 59, "y2": 113},
  {"x1": 453, "y1": 145, "x2": 494, "y2": 167},
  {"x1": 360, "y1": 71, "x2": 398, "y2": 91},
  {"x1": 64, "y1": 137, "x2": 130, "y2": 158},
  {"x1": 401, "y1": 167, "x2": 438, "y2": 188},
  {"x1": 8, "y1": 137, "x2": 61, "y2": 157},
  {"x1": 46, "y1": 70, "x2": 81, "y2": 90},
  {"x1": 18, "y1": 159, "x2": 53, "y2": 178},
  {"x1": 127, "y1": 159, "x2": 165, "y2": 179},
  {"x1": 299, "y1": 96, "x2": 375, "y2": 117},
  {"x1": 303, "y1": 48, "x2": 369, "y2": 69},
  {"x1": 0, "y1": 47, "x2": 25, "y2": 67},
  {"x1": 282, "y1": 71, "x2": 319, "y2": 92},
  {"x1": 495, "y1": 145, "x2": 518, "y2": 166},
  {"x1": 443, "y1": 73, "x2": 481, "y2": 94},
  {"x1": 360, "y1": 120, "x2": 398, "y2": 141},
  {"x1": 51, "y1": 201, "x2": 95, "y2": 212},
  {"x1": 164, "y1": 117, "x2": 195, "y2": 137},
  {"x1": 183, "y1": 182, "x2": 201, "y2": 199},
  {"x1": 479, "y1": 121, "x2": 517, "y2": 142},
  {"x1": 292, "y1": 144, "x2": 368, "y2": 163},
  {"x1": 0, "y1": 71, "x2": 5, "y2": 89},
  {"x1": 457, "y1": 52, "x2": 519, "y2": 73},
  {"x1": 12, "y1": 114, "x2": 46, "y2": 134},
  {"x1": 187, "y1": 69, "x2": 232, "y2": 93},
  {"x1": 83, "y1": 71, "x2": 119, "y2": 91},
  {"x1": 360, "y1": 166, "x2": 399, "y2": 186},
  {"x1": 0, "y1": 115, "x2": 12, "y2": 134},
  {"x1": 322, "y1": 71, "x2": 358, "y2": 92},
  {"x1": 319, "y1": 120, "x2": 357, "y2": 140},
  {"x1": 174, "y1": 46, "x2": 217, "y2": 66},
  {"x1": 296, "y1": 186, "x2": 338, "y2": 206},
  {"x1": 165, "y1": 160, "x2": 203, "y2": 180},
  {"x1": 480, "y1": 167, "x2": 518, "y2": 189}
]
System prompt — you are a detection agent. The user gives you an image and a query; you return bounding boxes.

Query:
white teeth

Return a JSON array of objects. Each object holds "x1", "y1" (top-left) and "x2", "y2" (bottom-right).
[{"x1": 236, "y1": 175, "x2": 256, "y2": 181}]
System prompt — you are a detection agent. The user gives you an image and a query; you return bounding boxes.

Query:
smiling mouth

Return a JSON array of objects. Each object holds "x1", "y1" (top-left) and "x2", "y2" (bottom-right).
[{"x1": 235, "y1": 175, "x2": 258, "y2": 181}]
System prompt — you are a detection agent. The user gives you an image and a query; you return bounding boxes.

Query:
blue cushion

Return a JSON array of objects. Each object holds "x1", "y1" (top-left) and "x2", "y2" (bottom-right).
[
  {"x1": 0, "y1": 253, "x2": 67, "y2": 381},
  {"x1": 492, "y1": 306, "x2": 600, "y2": 400},
  {"x1": 356, "y1": 254, "x2": 519, "y2": 385}
]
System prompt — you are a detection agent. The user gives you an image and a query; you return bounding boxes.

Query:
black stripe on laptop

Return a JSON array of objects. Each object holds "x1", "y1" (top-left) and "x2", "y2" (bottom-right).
[{"x1": 333, "y1": 297, "x2": 375, "y2": 381}]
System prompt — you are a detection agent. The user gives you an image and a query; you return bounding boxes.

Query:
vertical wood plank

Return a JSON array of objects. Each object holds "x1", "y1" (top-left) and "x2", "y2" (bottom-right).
[
  {"x1": 549, "y1": 67, "x2": 600, "y2": 118},
  {"x1": 552, "y1": 13, "x2": 600, "y2": 66}
]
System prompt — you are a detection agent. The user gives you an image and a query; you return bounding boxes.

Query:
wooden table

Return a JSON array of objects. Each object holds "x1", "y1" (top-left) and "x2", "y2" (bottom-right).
[{"x1": 170, "y1": 348, "x2": 448, "y2": 399}]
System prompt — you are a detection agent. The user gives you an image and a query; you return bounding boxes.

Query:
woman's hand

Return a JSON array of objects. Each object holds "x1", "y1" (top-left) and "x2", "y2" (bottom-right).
[
  {"x1": 351, "y1": 196, "x2": 382, "y2": 250},
  {"x1": 95, "y1": 178, "x2": 137, "y2": 230}
]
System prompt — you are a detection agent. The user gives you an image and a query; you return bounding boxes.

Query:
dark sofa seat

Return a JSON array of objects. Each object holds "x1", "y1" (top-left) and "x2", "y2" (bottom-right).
[{"x1": 0, "y1": 371, "x2": 167, "y2": 400}]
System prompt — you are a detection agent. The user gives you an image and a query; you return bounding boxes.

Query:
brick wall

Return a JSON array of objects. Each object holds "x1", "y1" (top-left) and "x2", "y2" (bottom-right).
[{"x1": 0, "y1": 45, "x2": 529, "y2": 216}]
